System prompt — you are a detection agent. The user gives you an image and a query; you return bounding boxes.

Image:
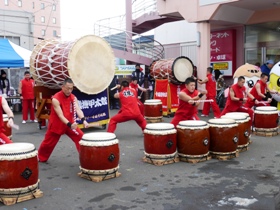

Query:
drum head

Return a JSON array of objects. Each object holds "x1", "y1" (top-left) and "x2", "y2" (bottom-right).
[
  {"x1": 255, "y1": 106, "x2": 277, "y2": 111},
  {"x1": 144, "y1": 99, "x2": 162, "y2": 104},
  {"x1": 208, "y1": 118, "x2": 236, "y2": 125},
  {"x1": 225, "y1": 112, "x2": 249, "y2": 117},
  {"x1": 221, "y1": 115, "x2": 247, "y2": 121},
  {"x1": 172, "y1": 56, "x2": 193, "y2": 83},
  {"x1": 68, "y1": 35, "x2": 115, "y2": 94},
  {"x1": 146, "y1": 123, "x2": 174, "y2": 130},
  {"x1": 82, "y1": 132, "x2": 116, "y2": 141},
  {"x1": 0, "y1": 142, "x2": 35, "y2": 153},
  {"x1": 178, "y1": 120, "x2": 208, "y2": 127}
]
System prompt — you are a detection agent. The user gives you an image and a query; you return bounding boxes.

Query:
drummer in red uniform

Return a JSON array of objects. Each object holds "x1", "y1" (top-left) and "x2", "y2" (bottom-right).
[
  {"x1": 129, "y1": 77, "x2": 147, "y2": 116},
  {"x1": 170, "y1": 77, "x2": 206, "y2": 127},
  {"x1": 38, "y1": 78, "x2": 89, "y2": 162},
  {"x1": 220, "y1": 76, "x2": 254, "y2": 124},
  {"x1": 107, "y1": 80, "x2": 147, "y2": 133},
  {"x1": 244, "y1": 73, "x2": 274, "y2": 108},
  {"x1": 197, "y1": 67, "x2": 221, "y2": 118},
  {"x1": 0, "y1": 96, "x2": 14, "y2": 144}
]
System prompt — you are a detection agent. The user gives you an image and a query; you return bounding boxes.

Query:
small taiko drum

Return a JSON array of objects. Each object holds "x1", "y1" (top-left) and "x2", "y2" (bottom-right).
[
  {"x1": 208, "y1": 119, "x2": 239, "y2": 159},
  {"x1": 221, "y1": 115, "x2": 250, "y2": 152},
  {"x1": 144, "y1": 99, "x2": 163, "y2": 122},
  {"x1": 79, "y1": 132, "x2": 120, "y2": 180},
  {"x1": 254, "y1": 106, "x2": 279, "y2": 136},
  {"x1": 0, "y1": 143, "x2": 42, "y2": 202},
  {"x1": 30, "y1": 35, "x2": 115, "y2": 94},
  {"x1": 176, "y1": 120, "x2": 210, "y2": 163},
  {"x1": 2, "y1": 114, "x2": 12, "y2": 139},
  {"x1": 143, "y1": 123, "x2": 178, "y2": 165},
  {"x1": 149, "y1": 56, "x2": 193, "y2": 84}
]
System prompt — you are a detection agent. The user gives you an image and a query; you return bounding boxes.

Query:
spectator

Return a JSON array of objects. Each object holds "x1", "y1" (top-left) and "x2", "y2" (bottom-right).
[
  {"x1": 18, "y1": 71, "x2": 37, "y2": 124},
  {"x1": 260, "y1": 60, "x2": 274, "y2": 80},
  {"x1": 132, "y1": 64, "x2": 145, "y2": 86},
  {"x1": 0, "y1": 70, "x2": 10, "y2": 97}
]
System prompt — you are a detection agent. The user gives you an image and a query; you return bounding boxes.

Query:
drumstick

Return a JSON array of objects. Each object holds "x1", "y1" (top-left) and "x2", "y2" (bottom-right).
[
  {"x1": 110, "y1": 86, "x2": 118, "y2": 91},
  {"x1": 86, "y1": 122, "x2": 100, "y2": 128},
  {"x1": 11, "y1": 124, "x2": 19, "y2": 130},
  {"x1": 194, "y1": 99, "x2": 214, "y2": 103}
]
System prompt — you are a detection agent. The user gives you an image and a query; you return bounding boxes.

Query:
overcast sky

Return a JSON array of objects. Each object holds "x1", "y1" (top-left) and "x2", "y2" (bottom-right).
[{"x1": 60, "y1": 0, "x2": 125, "y2": 41}]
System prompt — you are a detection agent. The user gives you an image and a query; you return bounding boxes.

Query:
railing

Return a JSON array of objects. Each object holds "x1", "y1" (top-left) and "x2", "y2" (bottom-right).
[
  {"x1": 94, "y1": 23, "x2": 164, "y2": 61},
  {"x1": 132, "y1": 0, "x2": 157, "y2": 19}
]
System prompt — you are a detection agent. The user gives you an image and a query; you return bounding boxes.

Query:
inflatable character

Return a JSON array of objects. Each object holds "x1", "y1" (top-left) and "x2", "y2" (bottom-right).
[
  {"x1": 233, "y1": 63, "x2": 261, "y2": 91},
  {"x1": 268, "y1": 61, "x2": 280, "y2": 110}
]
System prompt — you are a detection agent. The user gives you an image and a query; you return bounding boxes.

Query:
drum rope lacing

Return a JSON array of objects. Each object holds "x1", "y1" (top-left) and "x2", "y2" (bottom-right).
[
  {"x1": 0, "y1": 148, "x2": 36, "y2": 156},
  {"x1": 80, "y1": 167, "x2": 119, "y2": 181},
  {"x1": 31, "y1": 40, "x2": 73, "y2": 89},
  {"x1": 0, "y1": 181, "x2": 40, "y2": 196},
  {"x1": 144, "y1": 152, "x2": 178, "y2": 165}
]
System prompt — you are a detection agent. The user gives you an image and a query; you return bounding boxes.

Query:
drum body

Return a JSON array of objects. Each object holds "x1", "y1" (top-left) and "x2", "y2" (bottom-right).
[
  {"x1": 150, "y1": 56, "x2": 193, "y2": 84},
  {"x1": 144, "y1": 99, "x2": 163, "y2": 120},
  {"x1": 225, "y1": 112, "x2": 251, "y2": 136},
  {"x1": 3, "y1": 114, "x2": 11, "y2": 139},
  {"x1": 176, "y1": 120, "x2": 210, "y2": 157},
  {"x1": 208, "y1": 119, "x2": 238, "y2": 155},
  {"x1": 144, "y1": 123, "x2": 177, "y2": 155},
  {"x1": 30, "y1": 35, "x2": 115, "y2": 94},
  {"x1": 0, "y1": 143, "x2": 39, "y2": 189},
  {"x1": 221, "y1": 115, "x2": 250, "y2": 150},
  {"x1": 254, "y1": 106, "x2": 279, "y2": 130},
  {"x1": 79, "y1": 132, "x2": 120, "y2": 171}
]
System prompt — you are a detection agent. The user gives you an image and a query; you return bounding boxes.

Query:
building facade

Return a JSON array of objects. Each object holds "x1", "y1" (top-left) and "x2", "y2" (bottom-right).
[{"x1": 0, "y1": 0, "x2": 61, "y2": 50}]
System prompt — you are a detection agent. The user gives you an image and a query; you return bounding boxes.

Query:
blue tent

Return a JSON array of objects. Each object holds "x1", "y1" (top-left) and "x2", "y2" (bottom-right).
[{"x1": 0, "y1": 39, "x2": 32, "y2": 68}]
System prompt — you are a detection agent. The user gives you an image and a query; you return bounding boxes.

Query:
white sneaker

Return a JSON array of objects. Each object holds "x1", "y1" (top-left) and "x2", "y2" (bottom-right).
[
  {"x1": 30, "y1": 120, "x2": 38, "y2": 123},
  {"x1": 22, "y1": 120, "x2": 26, "y2": 124},
  {"x1": 201, "y1": 114, "x2": 208, "y2": 117}
]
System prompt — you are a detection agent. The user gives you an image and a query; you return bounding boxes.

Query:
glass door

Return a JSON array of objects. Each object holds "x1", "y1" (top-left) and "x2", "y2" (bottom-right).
[{"x1": 245, "y1": 48, "x2": 263, "y2": 66}]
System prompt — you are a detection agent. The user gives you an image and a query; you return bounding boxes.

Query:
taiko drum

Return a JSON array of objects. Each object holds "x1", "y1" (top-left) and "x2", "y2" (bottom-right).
[
  {"x1": 208, "y1": 119, "x2": 238, "y2": 154},
  {"x1": 79, "y1": 132, "x2": 120, "y2": 171},
  {"x1": 0, "y1": 143, "x2": 39, "y2": 189},
  {"x1": 144, "y1": 99, "x2": 163, "y2": 121},
  {"x1": 144, "y1": 123, "x2": 177, "y2": 155},
  {"x1": 254, "y1": 106, "x2": 279, "y2": 130},
  {"x1": 176, "y1": 120, "x2": 210, "y2": 157}
]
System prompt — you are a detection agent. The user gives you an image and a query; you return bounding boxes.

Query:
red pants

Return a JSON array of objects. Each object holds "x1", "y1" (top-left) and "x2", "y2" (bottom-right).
[
  {"x1": 171, "y1": 114, "x2": 200, "y2": 128},
  {"x1": 0, "y1": 133, "x2": 13, "y2": 145},
  {"x1": 202, "y1": 96, "x2": 221, "y2": 118},
  {"x1": 38, "y1": 127, "x2": 83, "y2": 162},
  {"x1": 107, "y1": 112, "x2": 147, "y2": 133},
  {"x1": 220, "y1": 106, "x2": 254, "y2": 125},
  {"x1": 22, "y1": 99, "x2": 35, "y2": 121}
]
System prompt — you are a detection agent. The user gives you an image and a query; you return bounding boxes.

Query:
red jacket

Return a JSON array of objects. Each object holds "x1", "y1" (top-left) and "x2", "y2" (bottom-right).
[
  {"x1": 119, "y1": 87, "x2": 140, "y2": 115},
  {"x1": 206, "y1": 73, "x2": 216, "y2": 97},
  {"x1": 21, "y1": 78, "x2": 35, "y2": 99},
  {"x1": 49, "y1": 91, "x2": 76, "y2": 135},
  {"x1": 175, "y1": 88, "x2": 198, "y2": 116},
  {"x1": 225, "y1": 83, "x2": 246, "y2": 111}
]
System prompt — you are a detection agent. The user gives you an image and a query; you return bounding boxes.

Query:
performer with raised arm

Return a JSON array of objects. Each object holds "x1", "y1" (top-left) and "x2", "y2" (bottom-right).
[{"x1": 170, "y1": 77, "x2": 207, "y2": 127}]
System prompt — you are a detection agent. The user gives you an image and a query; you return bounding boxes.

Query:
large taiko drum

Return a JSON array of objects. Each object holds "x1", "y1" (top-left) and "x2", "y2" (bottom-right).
[
  {"x1": 254, "y1": 106, "x2": 279, "y2": 135},
  {"x1": 144, "y1": 99, "x2": 163, "y2": 122},
  {"x1": 30, "y1": 35, "x2": 115, "y2": 94},
  {"x1": 176, "y1": 120, "x2": 210, "y2": 162},
  {"x1": 208, "y1": 119, "x2": 239, "y2": 159},
  {"x1": 3, "y1": 114, "x2": 12, "y2": 139},
  {"x1": 221, "y1": 115, "x2": 250, "y2": 152},
  {"x1": 149, "y1": 56, "x2": 193, "y2": 84},
  {"x1": 79, "y1": 132, "x2": 120, "y2": 177},
  {"x1": 0, "y1": 143, "x2": 40, "y2": 198},
  {"x1": 143, "y1": 123, "x2": 177, "y2": 164}
]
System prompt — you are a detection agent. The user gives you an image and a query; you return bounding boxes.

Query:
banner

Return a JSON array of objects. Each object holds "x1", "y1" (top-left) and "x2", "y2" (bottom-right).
[
  {"x1": 72, "y1": 89, "x2": 109, "y2": 124},
  {"x1": 210, "y1": 29, "x2": 236, "y2": 76},
  {"x1": 169, "y1": 83, "x2": 185, "y2": 112},
  {"x1": 154, "y1": 79, "x2": 169, "y2": 115}
]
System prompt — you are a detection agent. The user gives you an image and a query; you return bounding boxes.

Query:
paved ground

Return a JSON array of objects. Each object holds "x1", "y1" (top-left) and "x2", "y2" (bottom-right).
[{"x1": 0, "y1": 110, "x2": 280, "y2": 210}]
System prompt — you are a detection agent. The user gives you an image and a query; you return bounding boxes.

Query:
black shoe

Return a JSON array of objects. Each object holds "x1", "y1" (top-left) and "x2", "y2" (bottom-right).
[{"x1": 114, "y1": 106, "x2": 120, "y2": 109}]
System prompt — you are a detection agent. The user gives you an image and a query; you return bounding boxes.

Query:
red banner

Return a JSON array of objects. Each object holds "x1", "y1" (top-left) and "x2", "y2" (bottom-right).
[
  {"x1": 210, "y1": 29, "x2": 236, "y2": 76},
  {"x1": 154, "y1": 79, "x2": 169, "y2": 115},
  {"x1": 169, "y1": 83, "x2": 185, "y2": 112}
]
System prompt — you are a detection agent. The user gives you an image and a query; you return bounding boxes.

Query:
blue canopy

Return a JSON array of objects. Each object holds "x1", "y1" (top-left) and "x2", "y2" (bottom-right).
[{"x1": 0, "y1": 39, "x2": 32, "y2": 68}]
